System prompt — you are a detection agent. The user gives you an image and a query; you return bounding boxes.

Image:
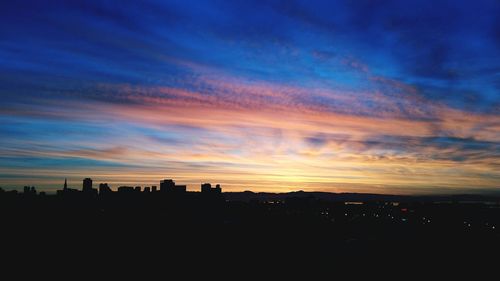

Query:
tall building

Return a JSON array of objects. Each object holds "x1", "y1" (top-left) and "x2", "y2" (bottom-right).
[
  {"x1": 83, "y1": 178, "x2": 93, "y2": 192},
  {"x1": 160, "y1": 179, "x2": 186, "y2": 193},
  {"x1": 82, "y1": 178, "x2": 97, "y2": 195},
  {"x1": 99, "y1": 183, "x2": 112, "y2": 195},
  {"x1": 63, "y1": 178, "x2": 67, "y2": 190}
]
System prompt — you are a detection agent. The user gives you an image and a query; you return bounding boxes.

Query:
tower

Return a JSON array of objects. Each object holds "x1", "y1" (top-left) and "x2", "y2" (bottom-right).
[
  {"x1": 63, "y1": 178, "x2": 67, "y2": 190},
  {"x1": 82, "y1": 178, "x2": 93, "y2": 193}
]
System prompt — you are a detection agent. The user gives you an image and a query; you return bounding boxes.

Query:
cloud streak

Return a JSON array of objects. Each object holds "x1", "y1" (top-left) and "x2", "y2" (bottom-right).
[{"x1": 0, "y1": 0, "x2": 499, "y2": 194}]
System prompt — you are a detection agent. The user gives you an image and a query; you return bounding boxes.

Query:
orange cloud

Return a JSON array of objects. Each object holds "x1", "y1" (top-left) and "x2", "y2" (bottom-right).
[{"x1": 1, "y1": 72, "x2": 498, "y2": 194}]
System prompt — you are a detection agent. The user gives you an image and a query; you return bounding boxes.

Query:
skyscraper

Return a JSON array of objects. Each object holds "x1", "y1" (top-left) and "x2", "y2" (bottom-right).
[{"x1": 83, "y1": 178, "x2": 93, "y2": 193}]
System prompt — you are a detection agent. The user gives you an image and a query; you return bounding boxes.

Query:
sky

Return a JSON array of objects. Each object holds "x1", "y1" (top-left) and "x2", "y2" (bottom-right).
[{"x1": 0, "y1": 0, "x2": 499, "y2": 194}]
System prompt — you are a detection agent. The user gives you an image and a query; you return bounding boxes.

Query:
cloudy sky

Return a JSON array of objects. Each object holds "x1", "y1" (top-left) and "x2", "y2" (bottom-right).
[{"x1": 0, "y1": 0, "x2": 499, "y2": 194}]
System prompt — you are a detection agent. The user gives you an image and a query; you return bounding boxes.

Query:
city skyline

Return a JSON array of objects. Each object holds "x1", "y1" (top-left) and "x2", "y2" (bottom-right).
[{"x1": 1, "y1": 1, "x2": 499, "y2": 194}]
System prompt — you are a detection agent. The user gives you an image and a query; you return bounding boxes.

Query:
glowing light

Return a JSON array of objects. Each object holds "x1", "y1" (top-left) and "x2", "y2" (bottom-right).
[{"x1": 0, "y1": 1, "x2": 498, "y2": 194}]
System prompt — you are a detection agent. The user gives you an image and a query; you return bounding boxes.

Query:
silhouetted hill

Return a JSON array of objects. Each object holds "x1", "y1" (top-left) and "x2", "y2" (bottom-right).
[{"x1": 224, "y1": 190, "x2": 500, "y2": 203}]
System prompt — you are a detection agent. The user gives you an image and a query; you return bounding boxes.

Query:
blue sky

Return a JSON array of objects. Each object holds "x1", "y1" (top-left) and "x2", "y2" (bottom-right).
[{"x1": 0, "y1": 0, "x2": 499, "y2": 194}]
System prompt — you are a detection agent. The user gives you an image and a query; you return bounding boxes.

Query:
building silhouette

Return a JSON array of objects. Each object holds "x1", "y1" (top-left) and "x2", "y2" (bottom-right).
[
  {"x1": 214, "y1": 184, "x2": 221, "y2": 194},
  {"x1": 83, "y1": 178, "x2": 92, "y2": 191},
  {"x1": 201, "y1": 183, "x2": 222, "y2": 194},
  {"x1": 117, "y1": 186, "x2": 135, "y2": 193},
  {"x1": 99, "y1": 183, "x2": 112, "y2": 195},
  {"x1": 23, "y1": 186, "x2": 36, "y2": 195},
  {"x1": 160, "y1": 179, "x2": 186, "y2": 193},
  {"x1": 82, "y1": 178, "x2": 97, "y2": 195},
  {"x1": 201, "y1": 183, "x2": 212, "y2": 193},
  {"x1": 57, "y1": 178, "x2": 79, "y2": 195}
]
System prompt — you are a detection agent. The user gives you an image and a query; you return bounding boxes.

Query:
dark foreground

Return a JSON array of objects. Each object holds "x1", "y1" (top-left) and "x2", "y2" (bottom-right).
[{"x1": 2, "y1": 191, "x2": 500, "y2": 275}]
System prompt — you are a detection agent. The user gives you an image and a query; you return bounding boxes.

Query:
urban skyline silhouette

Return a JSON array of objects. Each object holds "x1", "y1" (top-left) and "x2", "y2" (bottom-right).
[{"x1": 1, "y1": 0, "x2": 499, "y2": 274}]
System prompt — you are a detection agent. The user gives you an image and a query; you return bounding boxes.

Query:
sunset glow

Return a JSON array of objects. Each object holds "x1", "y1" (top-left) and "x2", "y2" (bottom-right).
[{"x1": 0, "y1": 0, "x2": 499, "y2": 194}]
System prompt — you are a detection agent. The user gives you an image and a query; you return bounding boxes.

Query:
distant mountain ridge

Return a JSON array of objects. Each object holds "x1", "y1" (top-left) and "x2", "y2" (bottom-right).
[{"x1": 224, "y1": 191, "x2": 500, "y2": 203}]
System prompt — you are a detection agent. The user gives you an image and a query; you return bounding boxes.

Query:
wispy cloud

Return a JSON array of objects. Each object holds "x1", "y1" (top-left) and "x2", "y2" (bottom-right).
[{"x1": 0, "y1": 0, "x2": 499, "y2": 193}]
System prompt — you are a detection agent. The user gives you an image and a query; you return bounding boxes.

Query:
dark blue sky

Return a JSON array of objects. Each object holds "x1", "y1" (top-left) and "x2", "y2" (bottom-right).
[{"x1": 0, "y1": 0, "x2": 499, "y2": 193}]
